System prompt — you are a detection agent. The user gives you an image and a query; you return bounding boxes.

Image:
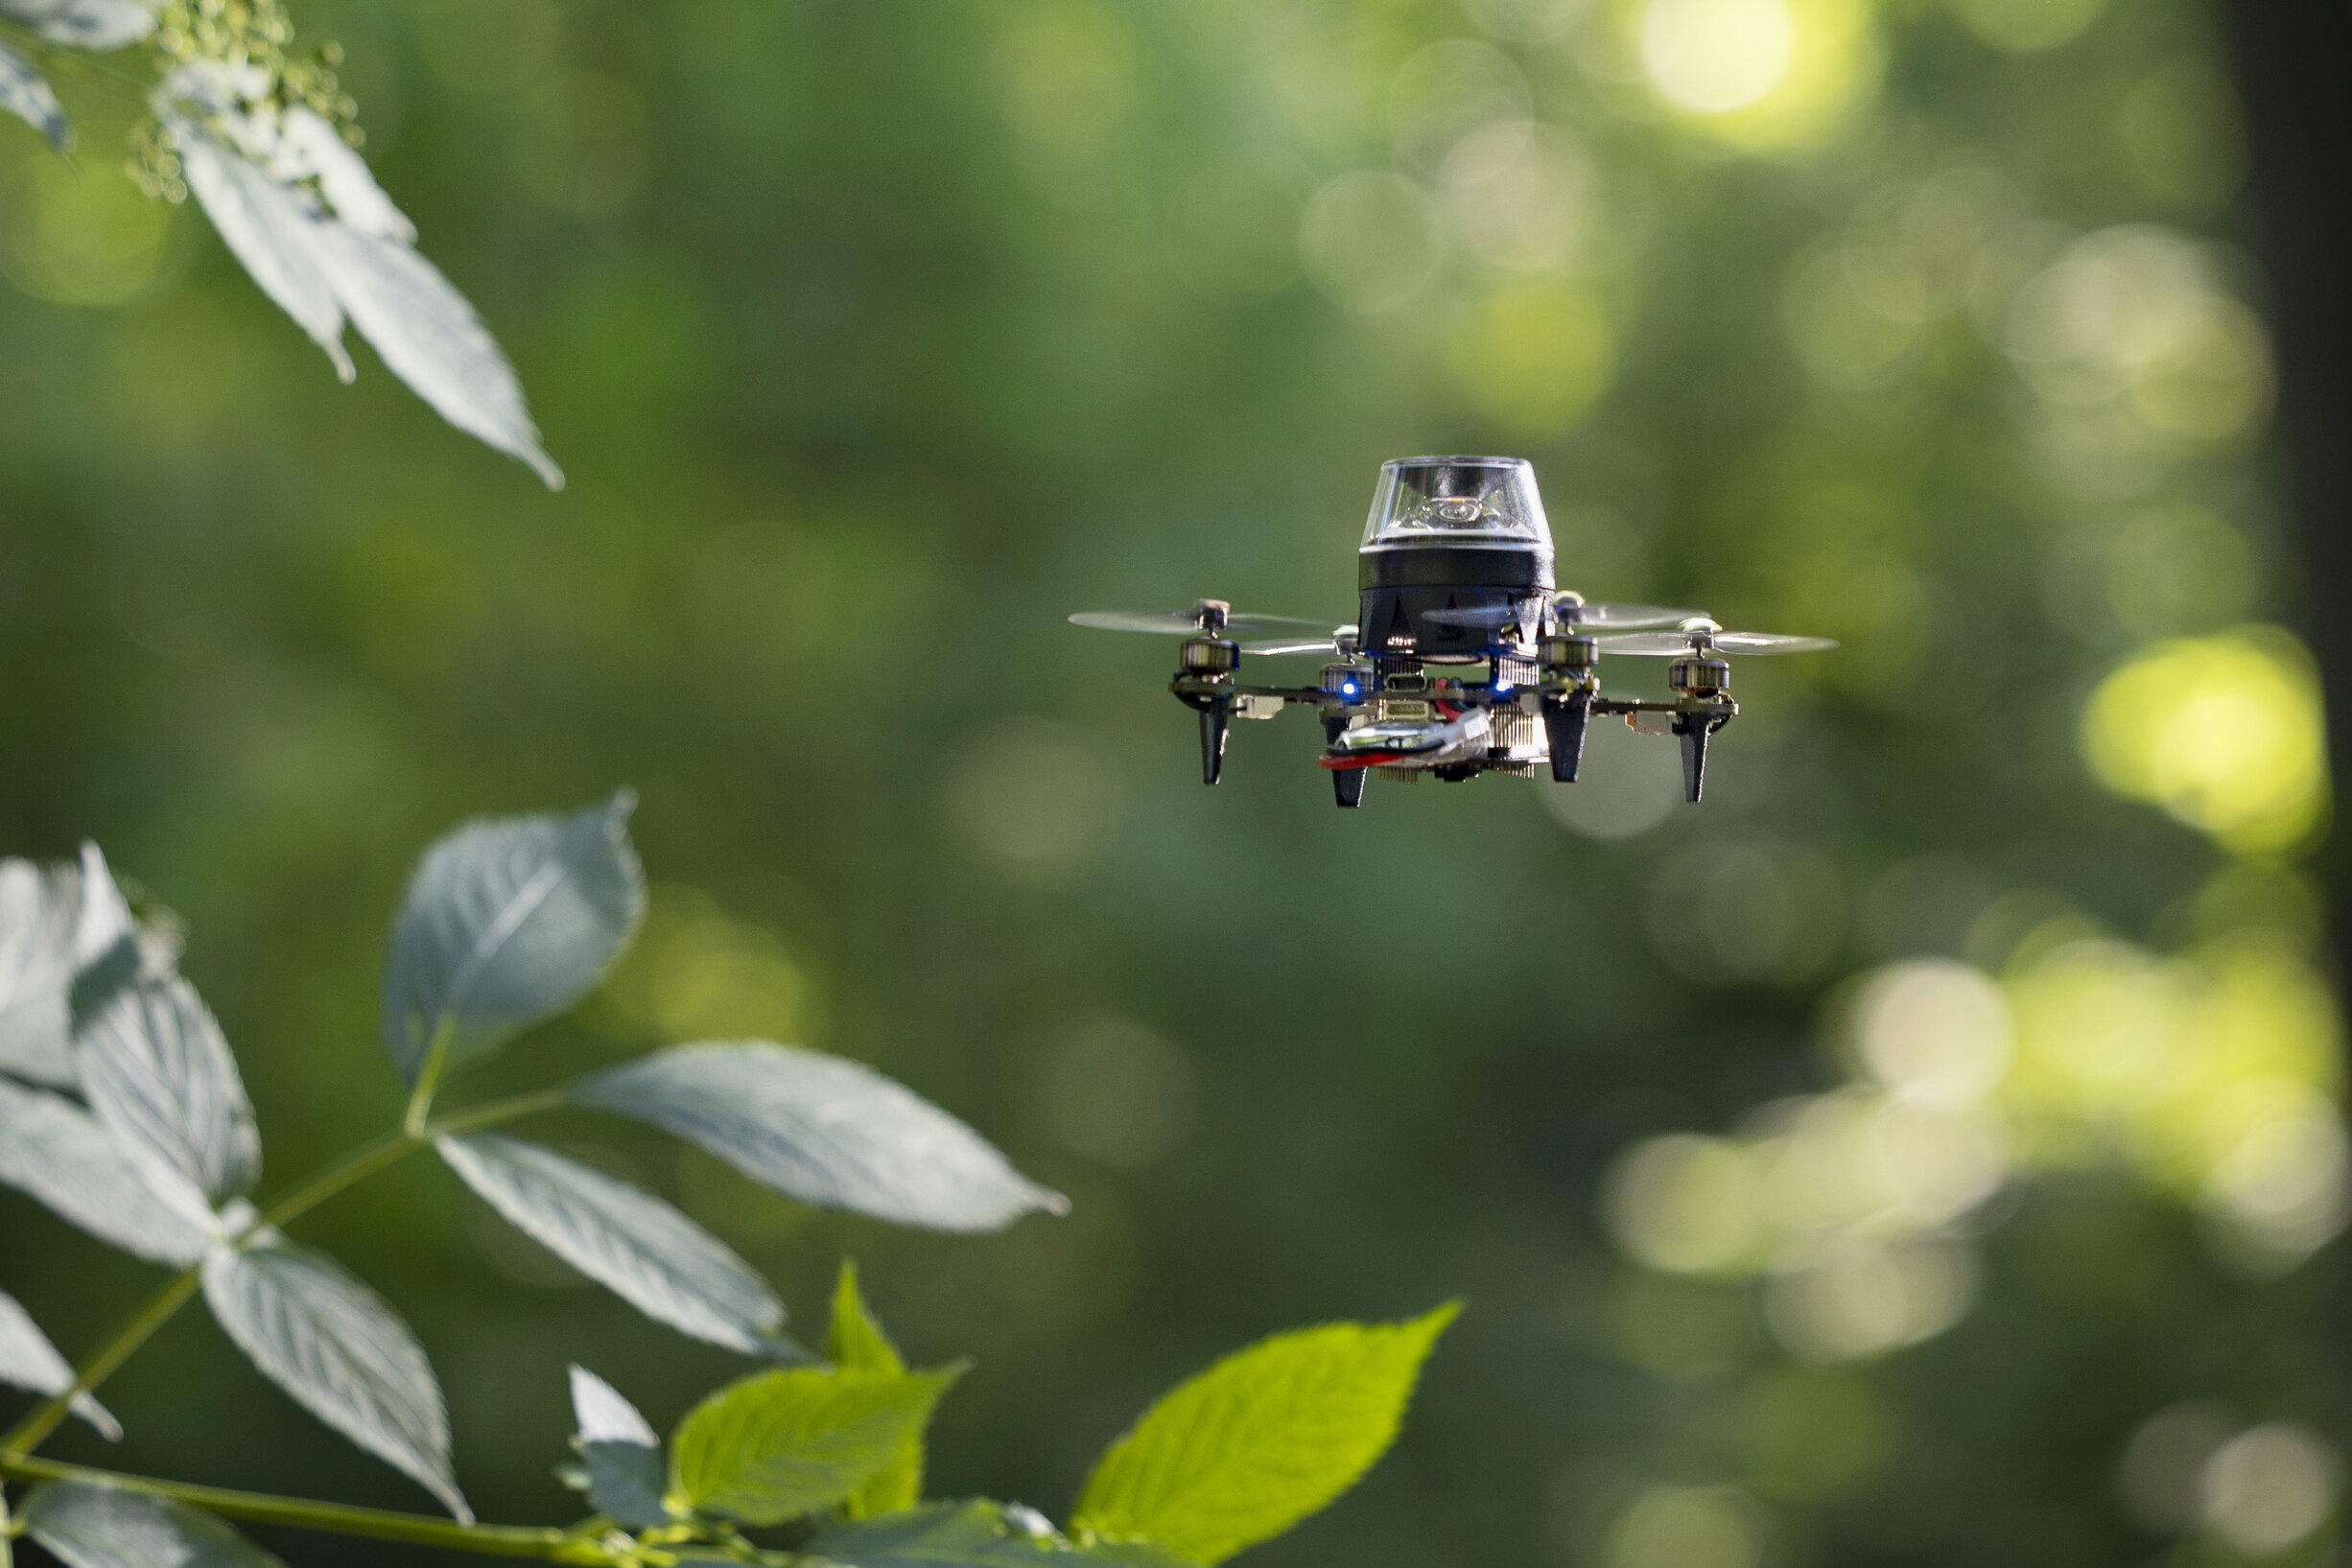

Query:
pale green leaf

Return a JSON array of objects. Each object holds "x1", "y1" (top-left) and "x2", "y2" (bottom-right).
[
  {"x1": 829, "y1": 1260, "x2": 919, "y2": 1517},
  {"x1": 201, "y1": 1234, "x2": 469, "y2": 1521},
  {"x1": 569, "y1": 1365, "x2": 669, "y2": 1528},
  {"x1": 670, "y1": 1364, "x2": 963, "y2": 1525},
  {"x1": 1072, "y1": 1303, "x2": 1459, "y2": 1567},
  {"x1": 437, "y1": 1133, "x2": 782, "y2": 1351},
  {"x1": 76, "y1": 971, "x2": 259, "y2": 1218},
  {"x1": 383, "y1": 793, "x2": 642, "y2": 1084},
  {"x1": 571, "y1": 1042, "x2": 1064, "y2": 1232},
  {"x1": 0, "y1": 1287, "x2": 117, "y2": 1438},
  {"x1": 21, "y1": 1482, "x2": 283, "y2": 1568},
  {"x1": 0, "y1": 1080, "x2": 208, "y2": 1266}
]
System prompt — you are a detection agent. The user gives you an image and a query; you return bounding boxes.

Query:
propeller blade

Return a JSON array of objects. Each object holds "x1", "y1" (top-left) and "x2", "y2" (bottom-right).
[
  {"x1": 1241, "y1": 638, "x2": 1344, "y2": 656},
  {"x1": 1593, "y1": 629, "x2": 1840, "y2": 655},
  {"x1": 1070, "y1": 609, "x2": 1339, "y2": 637},
  {"x1": 1556, "y1": 601, "x2": 1706, "y2": 629}
]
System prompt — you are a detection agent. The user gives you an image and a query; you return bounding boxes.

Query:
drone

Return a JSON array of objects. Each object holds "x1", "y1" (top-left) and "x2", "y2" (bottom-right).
[{"x1": 1071, "y1": 456, "x2": 1835, "y2": 809}]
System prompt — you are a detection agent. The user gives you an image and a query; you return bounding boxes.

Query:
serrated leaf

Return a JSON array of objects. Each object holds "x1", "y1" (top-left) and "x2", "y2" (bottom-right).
[
  {"x1": 201, "y1": 1235, "x2": 470, "y2": 1521},
  {"x1": 0, "y1": 40, "x2": 67, "y2": 152},
  {"x1": 384, "y1": 794, "x2": 643, "y2": 1085},
  {"x1": 830, "y1": 1261, "x2": 919, "y2": 1517},
  {"x1": 1072, "y1": 1304, "x2": 1459, "y2": 1567},
  {"x1": 568, "y1": 1367, "x2": 669, "y2": 1528},
  {"x1": 75, "y1": 973, "x2": 259, "y2": 1220},
  {"x1": 0, "y1": 1080, "x2": 208, "y2": 1266},
  {"x1": 436, "y1": 1134, "x2": 782, "y2": 1352},
  {"x1": 0, "y1": 1287, "x2": 118, "y2": 1438},
  {"x1": 670, "y1": 1365, "x2": 964, "y2": 1526},
  {"x1": 21, "y1": 1482, "x2": 284, "y2": 1568},
  {"x1": 811, "y1": 1501, "x2": 1123, "y2": 1568},
  {"x1": 571, "y1": 1043, "x2": 1065, "y2": 1233},
  {"x1": 0, "y1": 0, "x2": 157, "y2": 50}
]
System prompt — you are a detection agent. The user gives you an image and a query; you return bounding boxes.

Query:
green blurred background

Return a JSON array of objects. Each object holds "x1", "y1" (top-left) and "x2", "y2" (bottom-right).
[{"x1": 4, "y1": 0, "x2": 2342, "y2": 1564}]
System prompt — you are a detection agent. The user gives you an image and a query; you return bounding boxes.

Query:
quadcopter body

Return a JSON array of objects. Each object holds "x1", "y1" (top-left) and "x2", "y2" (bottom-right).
[{"x1": 1071, "y1": 456, "x2": 1835, "y2": 809}]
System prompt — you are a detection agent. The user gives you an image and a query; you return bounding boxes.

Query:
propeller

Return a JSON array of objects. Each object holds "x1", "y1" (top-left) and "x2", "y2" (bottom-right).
[
  {"x1": 1592, "y1": 617, "x2": 1839, "y2": 656},
  {"x1": 1242, "y1": 626, "x2": 1356, "y2": 657},
  {"x1": 1423, "y1": 597, "x2": 1704, "y2": 632},
  {"x1": 1070, "y1": 605, "x2": 1339, "y2": 638}
]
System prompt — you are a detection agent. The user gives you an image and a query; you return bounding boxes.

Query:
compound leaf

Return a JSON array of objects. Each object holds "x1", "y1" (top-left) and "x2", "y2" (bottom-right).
[
  {"x1": 21, "y1": 1483, "x2": 283, "y2": 1568},
  {"x1": 568, "y1": 1366, "x2": 670, "y2": 1528},
  {"x1": 0, "y1": 847, "x2": 137, "y2": 1088},
  {"x1": 0, "y1": 1, "x2": 158, "y2": 50},
  {"x1": 811, "y1": 1500, "x2": 1129, "y2": 1568},
  {"x1": 384, "y1": 793, "x2": 643, "y2": 1085},
  {"x1": 670, "y1": 1364, "x2": 964, "y2": 1526},
  {"x1": 437, "y1": 1133, "x2": 783, "y2": 1353},
  {"x1": 0, "y1": 1081, "x2": 208, "y2": 1266},
  {"x1": 201, "y1": 1234, "x2": 470, "y2": 1521},
  {"x1": 76, "y1": 973, "x2": 259, "y2": 1219},
  {"x1": 0, "y1": 1287, "x2": 118, "y2": 1438},
  {"x1": 571, "y1": 1043, "x2": 1065, "y2": 1233},
  {"x1": 1071, "y1": 1304, "x2": 1459, "y2": 1567},
  {"x1": 829, "y1": 1260, "x2": 920, "y2": 1517}
]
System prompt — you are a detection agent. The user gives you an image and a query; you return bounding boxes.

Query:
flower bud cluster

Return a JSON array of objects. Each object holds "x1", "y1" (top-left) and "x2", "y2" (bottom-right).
[{"x1": 129, "y1": 0, "x2": 362, "y2": 202}]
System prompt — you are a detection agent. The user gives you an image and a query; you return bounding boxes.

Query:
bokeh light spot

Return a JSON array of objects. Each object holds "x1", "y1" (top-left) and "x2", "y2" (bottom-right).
[
  {"x1": 1639, "y1": 0, "x2": 1796, "y2": 112},
  {"x1": 2080, "y1": 628, "x2": 2327, "y2": 854},
  {"x1": 1299, "y1": 170, "x2": 1440, "y2": 313},
  {"x1": 1605, "y1": 1485, "x2": 1763, "y2": 1568},
  {"x1": 2199, "y1": 1423, "x2": 2340, "y2": 1556},
  {"x1": 1446, "y1": 281, "x2": 1617, "y2": 437},
  {"x1": 0, "y1": 161, "x2": 172, "y2": 307}
]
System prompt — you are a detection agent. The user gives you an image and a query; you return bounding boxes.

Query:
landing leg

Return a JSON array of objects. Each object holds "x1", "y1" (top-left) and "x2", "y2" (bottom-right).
[
  {"x1": 1672, "y1": 712, "x2": 1729, "y2": 802},
  {"x1": 1324, "y1": 716, "x2": 1365, "y2": 807},
  {"x1": 1542, "y1": 690, "x2": 1593, "y2": 782},
  {"x1": 1199, "y1": 696, "x2": 1233, "y2": 785}
]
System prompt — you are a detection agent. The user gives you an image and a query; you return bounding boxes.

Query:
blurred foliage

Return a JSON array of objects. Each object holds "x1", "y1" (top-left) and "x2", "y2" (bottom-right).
[{"x1": 1, "y1": 0, "x2": 2340, "y2": 1565}]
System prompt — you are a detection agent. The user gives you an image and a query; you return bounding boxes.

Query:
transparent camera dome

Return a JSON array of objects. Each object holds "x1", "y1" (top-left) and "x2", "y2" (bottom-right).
[{"x1": 1360, "y1": 456, "x2": 1551, "y2": 552}]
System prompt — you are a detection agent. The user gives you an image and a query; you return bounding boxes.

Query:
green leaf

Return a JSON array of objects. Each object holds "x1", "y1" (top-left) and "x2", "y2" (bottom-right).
[
  {"x1": 670, "y1": 1363, "x2": 964, "y2": 1526},
  {"x1": 0, "y1": 1080, "x2": 208, "y2": 1267},
  {"x1": 383, "y1": 793, "x2": 644, "y2": 1085},
  {"x1": 1071, "y1": 1303, "x2": 1460, "y2": 1567},
  {"x1": 0, "y1": 40, "x2": 68, "y2": 154},
  {"x1": 810, "y1": 1500, "x2": 1091, "y2": 1568},
  {"x1": 829, "y1": 1261, "x2": 920, "y2": 1517},
  {"x1": 76, "y1": 971, "x2": 261, "y2": 1219},
  {"x1": 21, "y1": 1482, "x2": 284, "y2": 1568}
]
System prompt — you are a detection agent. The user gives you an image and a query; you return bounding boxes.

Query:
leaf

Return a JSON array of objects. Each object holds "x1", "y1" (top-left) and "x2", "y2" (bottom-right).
[
  {"x1": 569, "y1": 1366, "x2": 670, "y2": 1528},
  {"x1": 0, "y1": 1080, "x2": 209, "y2": 1266},
  {"x1": 810, "y1": 1501, "x2": 1123, "y2": 1568},
  {"x1": 153, "y1": 64, "x2": 559, "y2": 486},
  {"x1": 200, "y1": 1234, "x2": 470, "y2": 1522},
  {"x1": 0, "y1": 40, "x2": 67, "y2": 152},
  {"x1": 0, "y1": 856, "x2": 82, "y2": 1085},
  {"x1": 20, "y1": 1482, "x2": 285, "y2": 1568},
  {"x1": 75, "y1": 973, "x2": 259, "y2": 1219},
  {"x1": 176, "y1": 126, "x2": 355, "y2": 381},
  {"x1": 384, "y1": 793, "x2": 643, "y2": 1085},
  {"x1": 436, "y1": 1133, "x2": 784, "y2": 1352},
  {"x1": 571, "y1": 1043, "x2": 1066, "y2": 1233},
  {"x1": 0, "y1": 0, "x2": 158, "y2": 50},
  {"x1": 829, "y1": 1261, "x2": 920, "y2": 1517},
  {"x1": 302, "y1": 221, "x2": 564, "y2": 488},
  {"x1": 670, "y1": 1364, "x2": 965, "y2": 1526},
  {"x1": 0, "y1": 1287, "x2": 118, "y2": 1439},
  {"x1": 1071, "y1": 1303, "x2": 1460, "y2": 1568}
]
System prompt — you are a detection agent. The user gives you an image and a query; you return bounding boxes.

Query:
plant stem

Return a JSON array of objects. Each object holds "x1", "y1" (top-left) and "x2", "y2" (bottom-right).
[
  {"x1": 0, "y1": 1270, "x2": 200, "y2": 1459},
  {"x1": 403, "y1": 1015, "x2": 461, "y2": 1137},
  {"x1": 3, "y1": 1482, "x2": 16, "y2": 1568},
  {"x1": 0, "y1": 1454, "x2": 583, "y2": 1560}
]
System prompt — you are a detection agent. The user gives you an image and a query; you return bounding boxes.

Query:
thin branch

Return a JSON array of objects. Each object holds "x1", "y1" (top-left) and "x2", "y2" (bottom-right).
[
  {"x1": 0, "y1": 1454, "x2": 592, "y2": 1561},
  {"x1": 0, "y1": 1270, "x2": 200, "y2": 1459}
]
